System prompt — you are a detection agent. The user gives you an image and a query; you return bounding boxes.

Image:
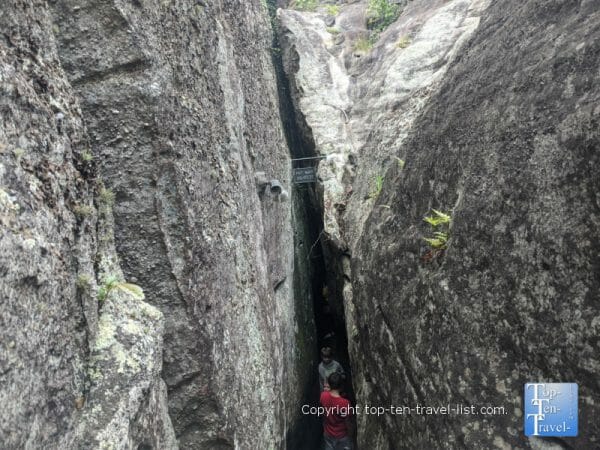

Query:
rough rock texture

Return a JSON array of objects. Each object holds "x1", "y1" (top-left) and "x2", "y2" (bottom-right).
[
  {"x1": 50, "y1": 0, "x2": 316, "y2": 448},
  {"x1": 76, "y1": 202, "x2": 177, "y2": 449},
  {"x1": 0, "y1": 1, "x2": 175, "y2": 448},
  {"x1": 279, "y1": 0, "x2": 487, "y2": 251},
  {"x1": 281, "y1": 0, "x2": 599, "y2": 448},
  {"x1": 0, "y1": 4, "x2": 91, "y2": 446},
  {"x1": 279, "y1": 0, "x2": 489, "y2": 379}
]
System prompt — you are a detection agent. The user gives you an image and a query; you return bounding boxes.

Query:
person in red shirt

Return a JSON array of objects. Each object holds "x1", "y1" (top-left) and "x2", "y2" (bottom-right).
[{"x1": 320, "y1": 372, "x2": 354, "y2": 450}]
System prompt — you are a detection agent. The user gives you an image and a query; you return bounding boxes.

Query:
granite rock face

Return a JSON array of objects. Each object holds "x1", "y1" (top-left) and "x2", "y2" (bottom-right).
[
  {"x1": 0, "y1": 4, "x2": 91, "y2": 446},
  {"x1": 281, "y1": 0, "x2": 599, "y2": 448},
  {"x1": 2, "y1": 0, "x2": 316, "y2": 448},
  {"x1": 0, "y1": 2, "x2": 175, "y2": 448},
  {"x1": 75, "y1": 201, "x2": 177, "y2": 450},
  {"x1": 5, "y1": 0, "x2": 598, "y2": 447},
  {"x1": 49, "y1": 0, "x2": 315, "y2": 448},
  {"x1": 279, "y1": 0, "x2": 488, "y2": 251}
]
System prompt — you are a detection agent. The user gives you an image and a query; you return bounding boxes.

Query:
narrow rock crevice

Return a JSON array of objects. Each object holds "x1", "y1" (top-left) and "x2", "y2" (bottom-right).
[
  {"x1": 48, "y1": 0, "x2": 313, "y2": 447},
  {"x1": 267, "y1": 2, "x2": 356, "y2": 447}
]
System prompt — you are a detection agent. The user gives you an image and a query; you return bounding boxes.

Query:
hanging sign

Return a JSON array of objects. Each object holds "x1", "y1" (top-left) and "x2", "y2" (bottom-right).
[{"x1": 293, "y1": 167, "x2": 317, "y2": 184}]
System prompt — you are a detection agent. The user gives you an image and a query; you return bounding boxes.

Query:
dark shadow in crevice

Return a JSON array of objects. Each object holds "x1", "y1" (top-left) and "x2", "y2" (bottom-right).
[{"x1": 265, "y1": 2, "x2": 355, "y2": 447}]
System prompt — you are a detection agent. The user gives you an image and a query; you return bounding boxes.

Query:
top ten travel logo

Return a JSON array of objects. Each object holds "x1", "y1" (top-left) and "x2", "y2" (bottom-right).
[{"x1": 524, "y1": 383, "x2": 578, "y2": 437}]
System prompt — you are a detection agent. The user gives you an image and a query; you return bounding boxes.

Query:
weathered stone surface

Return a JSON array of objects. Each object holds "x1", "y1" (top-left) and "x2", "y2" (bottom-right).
[
  {"x1": 76, "y1": 201, "x2": 177, "y2": 450},
  {"x1": 279, "y1": 0, "x2": 487, "y2": 252},
  {"x1": 0, "y1": 3, "x2": 91, "y2": 446},
  {"x1": 281, "y1": 0, "x2": 599, "y2": 448},
  {"x1": 351, "y1": 0, "x2": 600, "y2": 447},
  {"x1": 279, "y1": 4, "x2": 488, "y2": 397},
  {"x1": 77, "y1": 289, "x2": 176, "y2": 450},
  {"x1": 50, "y1": 0, "x2": 316, "y2": 447},
  {"x1": 1, "y1": 2, "x2": 175, "y2": 448}
]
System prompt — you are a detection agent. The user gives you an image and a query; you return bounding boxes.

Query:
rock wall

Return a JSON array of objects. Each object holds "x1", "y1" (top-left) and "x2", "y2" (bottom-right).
[
  {"x1": 278, "y1": 0, "x2": 489, "y2": 387},
  {"x1": 0, "y1": 1, "x2": 175, "y2": 448},
  {"x1": 279, "y1": 0, "x2": 488, "y2": 251},
  {"x1": 2, "y1": 0, "x2": 316, "y2": 449},
  {"x1": 49, "y1": 0, "x2": 316, "y2": 448},
  {"x1": 1, "y1": 4, "x2": 90, "y2": 446},
  {"x1": 280, "y1": 0, "x2": 599, "y2": 448}
]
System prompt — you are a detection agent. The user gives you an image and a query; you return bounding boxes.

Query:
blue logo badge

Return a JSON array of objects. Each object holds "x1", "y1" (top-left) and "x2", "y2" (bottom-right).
[{"x1": 524, "y1": 383, "x2": 578, "y2": 437}]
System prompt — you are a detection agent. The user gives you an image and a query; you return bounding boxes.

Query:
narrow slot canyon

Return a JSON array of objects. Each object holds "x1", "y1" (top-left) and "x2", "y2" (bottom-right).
[
  {"x1": 270, "y1": 12, "x2": 356, "y2": 444},
  {"x1": 1, "y1": 0, "x2": 599, "y2": 449},
  {"x1": 285, "y1": 177, "x2": 355, "y2": 450}
]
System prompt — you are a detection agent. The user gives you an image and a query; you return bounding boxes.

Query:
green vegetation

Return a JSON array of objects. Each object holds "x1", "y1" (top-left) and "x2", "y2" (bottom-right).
[
  {"x1": 369, "y1": 174, "x2": 384, "y2": 199},
  {"x1": 423, "y1": 209, "x2": 451, "y2": 249},
  {"x1": 81, "y1": 150, "x2": 93, "y2": 162},
  {"x1": 291, "y1": 0, "x2": 318, "y2": 11},
  {"x1": 326, "y1": 27, "x2": 341, "y2": 35},
  {"x1": 396, "y1": 157, "x2": 405, "y2": 169},
  {"x1": 424, "y1": 209, "x2": 451, "y2": 227},
  {"x1": 424, "y1": 231, "x2": 449, "y2": 249},
  {"x1": 326, "y1": 4, "x2": 340, "y2": 16},
  {"x1": 397, "y1": 35, "x2": 411, "y2": 48},
  {"x1": 73, "y1": 204, "x2": 94, "y2": 219},
  {"x1": 98, "y1": 274, "x2": 144, "y2": 303},
  {"x1": 98, "y1": 187, "x2": 115, "y2": 206},
  {"x1": 354, "y1": 36, "x2": 373, "y2": 52},
  {"x1": 355, "y1": 30, "x2": 384, "y2": 52},
  {"x1": 367, "y1": 0, "x2": 400, "y2": 32}
]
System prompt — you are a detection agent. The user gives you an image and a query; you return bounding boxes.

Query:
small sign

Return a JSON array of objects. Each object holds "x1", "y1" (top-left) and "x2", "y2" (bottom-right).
[{"x1": 293, "y1": 167, "x2": 317, "y2": 184}]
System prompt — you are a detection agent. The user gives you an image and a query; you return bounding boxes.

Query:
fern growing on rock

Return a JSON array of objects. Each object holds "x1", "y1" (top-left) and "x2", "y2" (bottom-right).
[{"x1": 423, "y1": 209, "x2": 451, "y2": 250}]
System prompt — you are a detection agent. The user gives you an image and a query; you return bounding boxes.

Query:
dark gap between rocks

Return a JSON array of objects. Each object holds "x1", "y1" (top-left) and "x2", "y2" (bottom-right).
[{"x1": 266, "y1": 2, "x2": 356, "y2": 448}]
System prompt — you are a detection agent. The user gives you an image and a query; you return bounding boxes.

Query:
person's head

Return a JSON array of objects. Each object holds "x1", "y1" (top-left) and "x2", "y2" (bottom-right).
[
  {"x1": 327, "y1": 372, "x2": 343, "y2": 391},
  {"x1": 321, "y1": 347, "x2": 333, "y2": 364}
]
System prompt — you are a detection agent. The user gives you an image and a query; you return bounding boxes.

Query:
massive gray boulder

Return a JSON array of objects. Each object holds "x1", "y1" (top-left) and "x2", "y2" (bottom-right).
[
  {"x1": 280, "y1": 0, "x2": 599, "y2": 448},
  {"x1": 0, "y1": 2, "x2": 175, "y2": 448},
  {"x1": 2, "y1": 0, "x2": 316, "y2": 448},
  {"x1": 49, "y1": 0, "x2": 316, "y2": 448}
]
